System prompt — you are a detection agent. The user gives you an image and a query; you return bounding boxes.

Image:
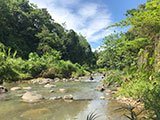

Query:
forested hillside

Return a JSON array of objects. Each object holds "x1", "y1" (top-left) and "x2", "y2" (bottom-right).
[
  {"x1": 0, "y1": 0, "x2": 96, "y2": 83},
  {"x1": 0, "y1": 0, "x2": 96, "y2": 65},
  {"x1": 99, "y1": 0, "x2": 160, "y2": 119}
]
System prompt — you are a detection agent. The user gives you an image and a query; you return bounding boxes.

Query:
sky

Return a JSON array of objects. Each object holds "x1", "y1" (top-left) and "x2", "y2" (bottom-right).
[{"x1": 29, "y1": 0, "x2": 147, "y2": 51}]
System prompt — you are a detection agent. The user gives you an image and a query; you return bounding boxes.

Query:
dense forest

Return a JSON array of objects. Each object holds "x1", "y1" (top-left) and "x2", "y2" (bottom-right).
[
  {"x1": 97, "y1": 0, "x2": 160, "y2": 119},
  {"x1": 0, "y1": 0, "x2": 97, "y2": 83}
]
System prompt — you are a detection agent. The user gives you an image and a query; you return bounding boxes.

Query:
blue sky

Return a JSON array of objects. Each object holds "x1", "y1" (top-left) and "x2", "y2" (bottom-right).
[{"x1": 29, "y1": 0, "x2": 147, "y2": 51}]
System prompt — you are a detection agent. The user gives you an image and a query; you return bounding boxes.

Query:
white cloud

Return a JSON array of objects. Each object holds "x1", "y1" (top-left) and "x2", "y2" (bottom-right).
[
  {"x1": 29, "y1": 0, "x2": 113, "y2": 44},
  {"x1": 92, "y1": 46, "x2": 105, "y2": 52},
  {"x1": 78, "y1": 3, "x2": 98, "y2": 18}
]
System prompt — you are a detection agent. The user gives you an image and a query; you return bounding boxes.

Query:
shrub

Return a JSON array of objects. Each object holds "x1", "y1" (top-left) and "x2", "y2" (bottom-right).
[
  {"x1": 55, "y1": 60, "x2": 77, "y2": 78},
  {"x1": 26, "y1": 53, "x2": 47, "y2": 77},
  {"x1": 40, "y1": 68, "x2": 59, "y2": 79},
  {"x1": 142, "y1": 85, "x2": 160, "y2": 119},
  {"x1": 0, "y1": 44, "x2": 19, "y2": 82},
  {"x1": 103, "y1": 71, "x2": 123, "y2": 87},
  {"x1": 118, "y1": 78, "x2": 153, "y2": 99}
]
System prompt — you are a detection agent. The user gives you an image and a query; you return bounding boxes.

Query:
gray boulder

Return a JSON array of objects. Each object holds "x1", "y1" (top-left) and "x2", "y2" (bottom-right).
[{"x1": 22, "y1": 92, "x2": 44, "y2": 102}]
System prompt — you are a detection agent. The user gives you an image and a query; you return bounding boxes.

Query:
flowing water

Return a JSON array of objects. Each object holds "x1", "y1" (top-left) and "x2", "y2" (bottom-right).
[{"x1": 0, "y1": 75, "x2": 128, "y2": 120}]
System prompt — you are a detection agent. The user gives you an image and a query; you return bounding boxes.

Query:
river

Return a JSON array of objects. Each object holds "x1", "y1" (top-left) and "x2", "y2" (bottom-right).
[{"x1": 0, "y1": 75, "x2": 128, "y2": 120}]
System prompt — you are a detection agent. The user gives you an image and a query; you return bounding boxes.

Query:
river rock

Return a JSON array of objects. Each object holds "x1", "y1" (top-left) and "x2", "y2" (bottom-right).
[
  {"x1": 54, "y1": 78, "x2": 60, "y2": 82},
  {"x1": 63, "y1": 94, "x2": 73, "y2": 100},
  {"x1": 62, "y1": 78, "x2": 68, "y2": 82},
  {"x1": 39, "y1": 81, "x2": 50, "y2": 85},
  {"x1": 69, "y1": 78, "x2": 73, "y2": 81},
  {"x1": 22, "y1": 92, "x2": 44, "y2": 102},
  {"x1": 111, "y1": 91, "x2": 117, "y2": 94},
  {"x1": 49, "y1": 96, "x2": 62, "y2": 100},
  {"x1": 44, "y1": 84, "x2": 56, "y2": 88},
  {"x1": 75, "y1": 79, "x2": 80, "y2": 82},
  {"x1": 106, "y1": 89, "x2": 112, "y2": 93},
  {"x1": 11, "y1": 87, "x2": 21, "y2": 91},
  {"x1": 96, "y1": 86, "x2": 105, "y2": 92},
  {"x1": 100, "y1": 96, "x2": 105, "y2": 100},
  {"x1": 30, "y1": 78, "x2": 53, "y2": 84},
  {"x1": 0, "y1": 86, "x2": 8, "y2": 93},
  {"x1": 59, "y1": 89, "x2": 67, "y2": 93},
  {"x1": 49, "y1": 90, "x2": 55, "y2": 93},
  {"x1": 64, "y1": 100, "x2": 73, "y2": 102},
  {"x1": 23, "y1": 87, "x2": 32, "y2": 90}
]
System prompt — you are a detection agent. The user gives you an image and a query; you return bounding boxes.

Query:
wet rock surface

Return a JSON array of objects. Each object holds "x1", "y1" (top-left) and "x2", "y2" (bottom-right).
[
  {"x1": 44, "y1": 84, "x2": 56, "y2": 88},
  {"x1": 100, "y1": 96, "x2": 105, "y2": 100},
  {"x1": 59, "y1": 88, "x2": 67, "y2": 93},
  {"x1": 22, "y1": 92, "x2": 44, "y2": 102},
  {"x1": 22, "y1": 87, "x2": 32, "y2": 90},
  {"x1": 96, "y1": 86, "x2": 105, "y2": 92},
  {"x1": 30, "y1": 78, "x2": 53, "y2": 84},
  {"x1": 11, "y1": 87, "x2": 21, "y2": 91},
  {"x1": 63, "y1": 94, "x2": 73, "y2": 100},
  {"x1": 49, "y1": 96, "x2": 63, "y2": 100}
]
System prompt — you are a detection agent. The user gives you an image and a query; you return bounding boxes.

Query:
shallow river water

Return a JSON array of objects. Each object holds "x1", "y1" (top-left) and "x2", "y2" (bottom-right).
[{"x1": 0, "y1": 75, "x2": 128, "y2": 120}]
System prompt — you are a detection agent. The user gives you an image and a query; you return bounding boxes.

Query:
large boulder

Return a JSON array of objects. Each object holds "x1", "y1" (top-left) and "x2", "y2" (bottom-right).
[
  {"x1": 11, "y1": 87, "x2": 21, "y2": 91},
  {"x1": 22, "y1": 92, "x2": 44, "y2": 102},
  {"x1": 44, "y1": 84, "x2": 56, "y2": 88},
  {"x1": 0, "y1": 86, "x2": 8, "y2": 94}
]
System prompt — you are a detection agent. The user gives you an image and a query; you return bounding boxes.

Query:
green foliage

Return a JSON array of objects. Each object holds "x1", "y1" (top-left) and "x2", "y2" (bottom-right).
[
  {"x1": 0, "y1": 44, "x2": 19, "y2": 82},
  {"x1": 40, "y1": 68, "x2": 58, "y2": 79},
  {"x1": 0, "y1": 42, "x2": 87, "y2": 82},
  {"x1": 97, "y1": 33, "x2": 149, "y2": 70},
  {"x1": 27, "y1": 52, "x2": 47, "y2": 77},
  {"x1": 101, "y1": 1, "x2": 160, "y2": 118},
  {"x1": 118, "y1": 77, "x2": 153, "y2": 99},
  {"x1": 0, "y1": 0, "x2": 95, "y2": 67},
  {"x1": 95, "y1": 68, "x2": 107, "y2": 73},
  {"x1": 116, "y1": 104, "x2": 144, "y2": 120},
  {"x1": 103, "y1": 71, "x2": 123, "y2": 87},
  {"x1": 142, "y1": 85, "x2": 160, "y2": 119}
]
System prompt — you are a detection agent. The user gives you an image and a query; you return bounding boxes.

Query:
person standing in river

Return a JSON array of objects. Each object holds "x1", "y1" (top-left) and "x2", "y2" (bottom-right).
[{"x1": 89, "y1": 73, "x2": 94, "y2": 80}]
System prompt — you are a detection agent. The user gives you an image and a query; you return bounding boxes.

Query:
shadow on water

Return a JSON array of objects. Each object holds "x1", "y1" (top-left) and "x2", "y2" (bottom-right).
[{"x1": 0, "y1": 75, "x2": 129, "y2": 120}]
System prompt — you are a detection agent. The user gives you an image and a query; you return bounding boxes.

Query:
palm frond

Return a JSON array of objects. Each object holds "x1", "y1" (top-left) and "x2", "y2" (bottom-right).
[{"x1": 86, "y1": 111, "x2": 101, "y2": 120}]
